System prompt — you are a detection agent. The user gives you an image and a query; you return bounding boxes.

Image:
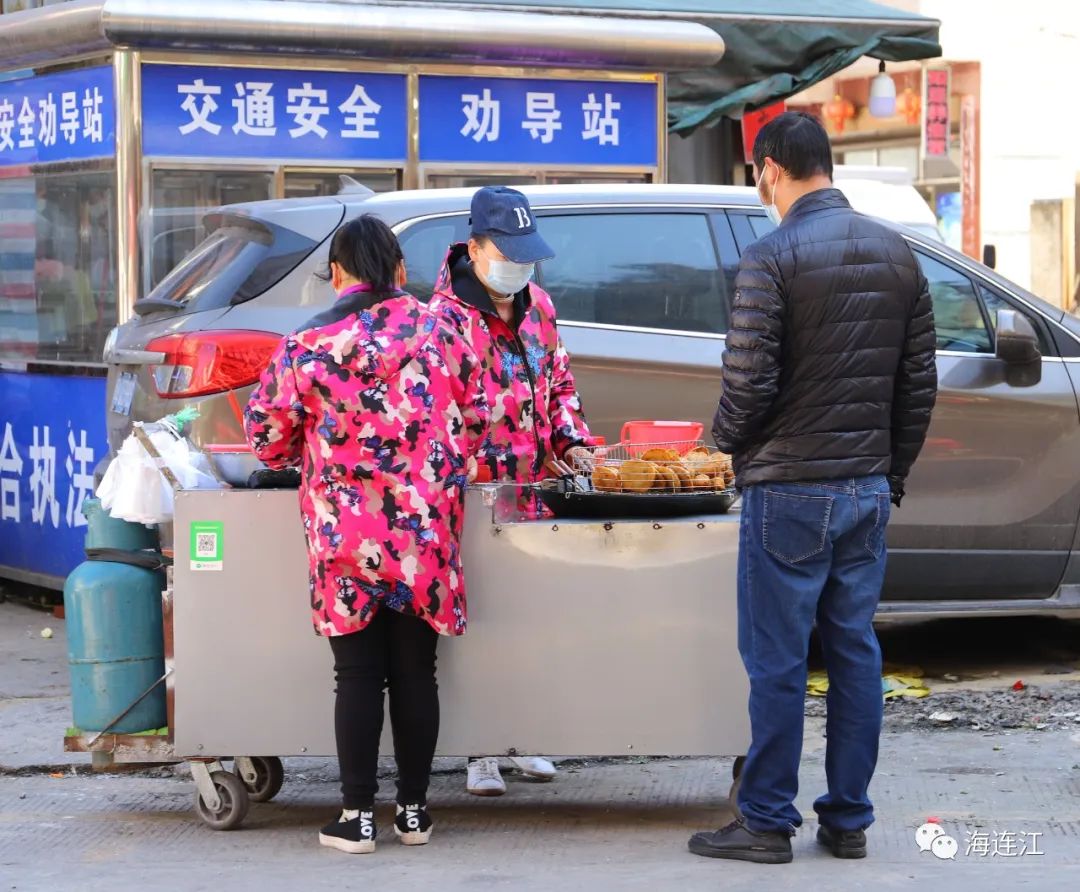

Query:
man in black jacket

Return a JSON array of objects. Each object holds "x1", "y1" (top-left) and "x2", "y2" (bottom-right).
[{"x1": 689, "y1": 112, "x2": 937, "y2": 865}]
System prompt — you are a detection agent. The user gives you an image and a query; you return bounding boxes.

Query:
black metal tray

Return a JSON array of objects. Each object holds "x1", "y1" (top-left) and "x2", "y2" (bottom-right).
[{"x1": 538, "y1": 480, "x2": 738, "y2": 520}]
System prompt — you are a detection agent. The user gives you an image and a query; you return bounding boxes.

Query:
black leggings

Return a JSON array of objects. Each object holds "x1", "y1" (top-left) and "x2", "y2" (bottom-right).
[{"x1": 328, "y1": 608, "x2": 440, "y2": 809}]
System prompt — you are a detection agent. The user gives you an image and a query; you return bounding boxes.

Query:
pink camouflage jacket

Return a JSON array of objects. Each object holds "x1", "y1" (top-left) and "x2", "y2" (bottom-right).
[
  {"x1": 428, "y1": 244, "x2": 595, "y2": 519},
  {"x1": 244, "y1": 285, "x2": 490, "y2": 638}
]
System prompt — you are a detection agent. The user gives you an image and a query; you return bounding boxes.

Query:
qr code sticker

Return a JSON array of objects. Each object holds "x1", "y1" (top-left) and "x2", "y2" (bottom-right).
[{"x1": 196, "y1": 532, "x2": 217, "y2": 558}]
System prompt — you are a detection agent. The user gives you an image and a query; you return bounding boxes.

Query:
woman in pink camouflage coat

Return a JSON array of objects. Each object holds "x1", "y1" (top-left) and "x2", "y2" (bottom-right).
[
  {"x1": 428, "y1": 187, "x2": 594, "y2": 796},
  {"x1": 245, "y1": 216, "x2": 489, "y2": 855}
]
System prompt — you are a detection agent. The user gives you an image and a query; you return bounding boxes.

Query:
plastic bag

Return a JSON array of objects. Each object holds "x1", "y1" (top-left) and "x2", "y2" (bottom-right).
[{"x1": 97, "y1": 422, "x2": 222, "y2": 524}]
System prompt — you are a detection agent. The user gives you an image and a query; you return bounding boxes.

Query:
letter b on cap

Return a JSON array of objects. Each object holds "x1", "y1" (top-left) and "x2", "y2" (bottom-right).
[{"x1": 513, "y1": 207, "x2": 531, "y2": 229}]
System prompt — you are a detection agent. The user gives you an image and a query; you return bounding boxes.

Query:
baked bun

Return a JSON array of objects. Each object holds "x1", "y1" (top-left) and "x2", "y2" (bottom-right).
[
  {"x1": 653, "y1": 465, "x2": 680, "y2": 492},
  {"x1": 592, "y1": 466, "x2": 621, "y2": 492},
  {"x1": 691, "y1": 473, "x2": 714, "y2": 490},
  {"x1": 641, "y1": 447, "x2": 681, "y2": 463},
  {"x1": 620, "y1": 459, "x2": 657, "y2": 493},
  {"x1": 670, "y1": 462, "x2": 692, "y2": 490}
]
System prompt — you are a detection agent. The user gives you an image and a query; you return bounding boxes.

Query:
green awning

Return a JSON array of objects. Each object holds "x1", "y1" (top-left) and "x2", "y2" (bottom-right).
[{"x1": 399, "y1": 1, "x2": 942, "y2": 134}]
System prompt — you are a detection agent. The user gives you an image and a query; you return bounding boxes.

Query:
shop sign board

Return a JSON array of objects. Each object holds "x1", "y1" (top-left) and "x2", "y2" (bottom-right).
[
  {"x1": 418, "y1": 75, "x2": 658, "y2": 167},
  {"x1": 922, "y1": 67, "x2": 951, "y2": 159},
  {"x1": 0, "y1": 372, "x2": 108, "y2": 581},
  {"x1": 141, "y1": 64, "x2": 658, "y2": 168},
  {"x1": 960, "y1": 94, "x2": 980, "y2": 261},
  {"x1": 0, "y1": 66, "x2": 115, "y2": 167},
  {"x1": 141, "y1": 65, "x2": 409, "y2": 162}
]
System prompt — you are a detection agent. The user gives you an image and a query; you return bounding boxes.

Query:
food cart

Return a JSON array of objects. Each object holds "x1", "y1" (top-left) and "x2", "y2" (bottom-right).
[{"x1": 67, "y1": 431, "x2": 750, "y2": 829}]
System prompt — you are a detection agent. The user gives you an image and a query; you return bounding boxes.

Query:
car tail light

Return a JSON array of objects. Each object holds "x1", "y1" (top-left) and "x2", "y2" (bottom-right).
[{"x1": 145, "y1": 330, "x2": 281, "y2": 398}]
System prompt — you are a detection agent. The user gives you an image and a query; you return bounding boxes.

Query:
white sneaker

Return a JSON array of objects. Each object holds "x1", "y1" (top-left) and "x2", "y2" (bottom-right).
[
  {"x1": 509, "y1": 756, "x2": 557, "y2": 781},
  {"x1": 466, "y1": 757, "x2": 506, "y2": 796}
]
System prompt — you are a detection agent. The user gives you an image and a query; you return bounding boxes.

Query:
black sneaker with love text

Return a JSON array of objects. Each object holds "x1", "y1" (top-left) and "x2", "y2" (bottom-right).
[
  {"x1": 394, "y1": 803, "x2": 434, "y2": 846},
  {"x1": 319, "y1": 809, "x2": 376, "y2": 854}
]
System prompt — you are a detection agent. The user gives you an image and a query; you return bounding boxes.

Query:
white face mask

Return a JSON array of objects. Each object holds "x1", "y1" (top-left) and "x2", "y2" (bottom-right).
[
  {"x1": 759, "y1": 165, "x2": 782, "y2": 227},
  {"x1": 481, "y1": 257, "x2": 534, "y2": 297}
]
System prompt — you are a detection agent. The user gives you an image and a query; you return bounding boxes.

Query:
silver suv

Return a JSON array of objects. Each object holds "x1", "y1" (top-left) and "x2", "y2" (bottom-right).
[{"x1": 104, "y1": 184, "x2": 1080, "y2": 620}]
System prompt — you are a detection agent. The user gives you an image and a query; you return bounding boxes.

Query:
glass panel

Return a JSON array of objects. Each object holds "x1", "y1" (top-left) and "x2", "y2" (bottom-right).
[
  {"x1": 138, "y1": 215, "x2": 319, "y2": 316},
  {"x1": 397, "y1": 215, "x2": 470, "y2": 301},
  {"x1": 147, "y1": 169, "x2": 273, "y2": 291},
  {"x1": 840, "y1": 149, "x2": 877, "y2": 166},
  {"x1": 878, "y1": 145, "x2": 919, "y2": 181},
  {"x1": 747, "y1": 213, "x2": 777, "y2": 242},
  {"x1": 538, "y1": 213, "x2": 727, "y2": 334},
  {"x1": 543, "y1": 173, "x2": 651, "y2": 185},
  {"x1": 424, "y1": 173, "x2": 539, "y2": 189},
  {"x1": 0, "y1": 167, "x2": 116, "y2": 364},
  {"x1": 915, "y1": 251, "x2": 992, "y2": 353},
  {"x1": 284, "y1": 170, "x2": 399, "y2": 199}
]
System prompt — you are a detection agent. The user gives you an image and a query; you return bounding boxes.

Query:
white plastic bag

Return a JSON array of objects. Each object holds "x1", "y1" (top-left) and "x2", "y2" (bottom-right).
[{"x1": 96, "y1": 426, "x2": 221, "y2": 524}]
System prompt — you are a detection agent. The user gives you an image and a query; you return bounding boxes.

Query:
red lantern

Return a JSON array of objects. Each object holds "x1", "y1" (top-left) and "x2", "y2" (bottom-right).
[
  {"x1": 897, "y1": 87, "x2": 922, "y2": 125},
  {"x1": 824, "y1": 94, "x2": 855, "y2": 133}
]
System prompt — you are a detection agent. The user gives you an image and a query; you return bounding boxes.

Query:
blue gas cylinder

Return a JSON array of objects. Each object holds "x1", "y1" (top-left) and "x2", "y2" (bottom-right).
[{"x1": 63, "y1": 498, "x2": 167, "y2": 733}]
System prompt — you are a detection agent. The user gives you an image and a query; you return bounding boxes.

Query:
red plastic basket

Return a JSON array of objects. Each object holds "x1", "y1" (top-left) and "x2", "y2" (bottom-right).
[{"x1": 619, "y1": 420, "x2": 704, "y2": 448}]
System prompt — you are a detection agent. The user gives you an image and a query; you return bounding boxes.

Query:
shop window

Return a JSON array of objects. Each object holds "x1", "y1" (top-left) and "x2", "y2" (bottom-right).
[
  {"x1": 424, "y1": 173, "x2": 539, "y2": 190},
  {"x1": 537, "y1": 212, "x2": 728, "y2": 334},
  {"x1": 284, "y1": 170, "x2": 399, "y2": 199},
  {"x1": 914, "y1": 251, "x2": 992, "y2": 354},
  {"x1": 0, "y1": 168, "x2": 116, "y2": 365},
  {"x1": 397, "y1": 215, "x2": 470, "y2": 300},
  {"x1": 148, "y1": 169, "x2": 273, "y2": 291}
]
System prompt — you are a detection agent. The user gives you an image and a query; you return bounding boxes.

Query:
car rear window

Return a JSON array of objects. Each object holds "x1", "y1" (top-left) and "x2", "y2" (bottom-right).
[{"x1": 137, "y1": 214, "x2": 318, "y2": 315}]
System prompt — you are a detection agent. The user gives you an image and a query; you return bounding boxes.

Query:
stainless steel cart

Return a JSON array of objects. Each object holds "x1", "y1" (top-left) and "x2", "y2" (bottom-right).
[{"x1": 69, "y1": 485, "x2": 749, "y2": 829}]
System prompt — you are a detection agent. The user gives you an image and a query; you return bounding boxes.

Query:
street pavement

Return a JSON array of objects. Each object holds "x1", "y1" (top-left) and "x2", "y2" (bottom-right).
[{"x1": 3, "y1": 600, "x2": 1080, "y2": 891}]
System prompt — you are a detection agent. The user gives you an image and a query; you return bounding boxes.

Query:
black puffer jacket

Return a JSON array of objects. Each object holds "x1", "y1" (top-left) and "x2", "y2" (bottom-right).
[{"x1": 713, "y1": 189, "x2": 937, "y2": 492}]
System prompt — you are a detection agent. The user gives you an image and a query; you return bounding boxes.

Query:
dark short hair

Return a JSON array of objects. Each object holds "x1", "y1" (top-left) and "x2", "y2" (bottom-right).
[
  {"x1": 752, "y1": 111, "x2": 834, "y2": 181},
  {"x1": 322, "y1": 214, "x2": 403, "y2": 291}
]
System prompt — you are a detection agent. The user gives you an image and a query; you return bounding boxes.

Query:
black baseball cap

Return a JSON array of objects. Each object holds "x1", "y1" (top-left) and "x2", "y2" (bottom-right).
[{"x1": 469, "y1": 186, "x2": 554, "y2": 264}]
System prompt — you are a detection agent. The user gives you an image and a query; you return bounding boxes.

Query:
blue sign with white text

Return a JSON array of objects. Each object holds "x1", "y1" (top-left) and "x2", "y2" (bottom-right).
[
  {"x1": 418, "y1": 75, "x2": 658, "y2": 167},
  {"x1": 141, "y1": 65, "x2": 408, "y2": 162},
  {"x1": 0, "y1": 372, "x2": 108, "y2": 582},
  {"x1": 0, "y1": 66, "x2": 115, "y2": 167}
]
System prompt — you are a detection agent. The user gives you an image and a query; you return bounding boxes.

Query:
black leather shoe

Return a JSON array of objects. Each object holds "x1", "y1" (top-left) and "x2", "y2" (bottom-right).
[
  {"x1": 688, "y1": 819, "x2": 793, "y2": 864},
  {"x1": 816, "y1": 825, "x2": 867, "y2": 859}
]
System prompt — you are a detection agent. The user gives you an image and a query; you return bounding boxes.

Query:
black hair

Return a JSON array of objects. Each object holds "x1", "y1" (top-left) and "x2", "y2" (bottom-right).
[
  {"x1": 752, "y1": 111, "x2": 834, "y2": 181},
  {"x1": 320, "y1": 214, "x2": 403, "y2": 291},
  {"x1": 469, "y1": 232, "x2": 491, "y2": 247}
]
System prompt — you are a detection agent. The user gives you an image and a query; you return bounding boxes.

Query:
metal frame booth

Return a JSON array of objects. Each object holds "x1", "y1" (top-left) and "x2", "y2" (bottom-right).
[{"x1": 0, "y1": 0, "x2": 723, "y2": 588}]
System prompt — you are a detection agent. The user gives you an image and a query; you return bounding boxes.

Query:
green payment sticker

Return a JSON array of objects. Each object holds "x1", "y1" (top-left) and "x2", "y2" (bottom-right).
[{"x1": 190, "y1": 521, "x2": 224, "y2": 572}]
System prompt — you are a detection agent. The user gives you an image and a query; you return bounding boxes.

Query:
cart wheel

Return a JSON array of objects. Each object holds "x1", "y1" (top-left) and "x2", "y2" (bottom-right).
[
  {"x1": 195, "y1": 770, "x2": 250, "y2": 831},
  {"x1": 241, "y1": 756, "x2": 285, "y2": 803}
]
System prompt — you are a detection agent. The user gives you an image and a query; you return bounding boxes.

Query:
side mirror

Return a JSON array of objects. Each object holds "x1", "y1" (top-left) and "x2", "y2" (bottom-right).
[
  {"x1": 996, "y1": 309, "x2": 1041, "y2": 386},
  {"x1": 982, "y1": 244, "x2": 997, "y2": 269}
]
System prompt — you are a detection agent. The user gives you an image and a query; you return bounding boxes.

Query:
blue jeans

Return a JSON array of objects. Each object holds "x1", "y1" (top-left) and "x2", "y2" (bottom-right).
[{"x1": 736, "y1": 476, "x2": 891, "y2": 834}]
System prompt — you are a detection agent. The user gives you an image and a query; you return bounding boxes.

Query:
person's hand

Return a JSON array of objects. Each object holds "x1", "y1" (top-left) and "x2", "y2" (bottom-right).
[
  {"x1": 467, "y1": 455, "x2": 478, "y2": 483},
  {"x1": 564, "y1": 445, "x2": 593, "y2": 471},
  {"x1": 887, "y1": 475, "x2": 905, "y2": 507}
]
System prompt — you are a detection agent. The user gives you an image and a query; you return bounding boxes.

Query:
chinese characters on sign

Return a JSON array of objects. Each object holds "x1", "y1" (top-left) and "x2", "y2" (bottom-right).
[
  {"x1": 923, "y1": 68, "x2": 951, "y2": 159},
  {"x1": 141, "y1": 66, "x2": 657, "y2": 168},
  {"x1": 419, "y1": 75, "x2": 658, "y2": 167},
  {"x1": 141, "y1": 65, "x2": 407, "y2": 161},
  {"x1": 0, "y1": 66, "x2": 114, "y2": 167},
  {"x1": 0, "y1": 373, "x2": 108, "y2": 581}
]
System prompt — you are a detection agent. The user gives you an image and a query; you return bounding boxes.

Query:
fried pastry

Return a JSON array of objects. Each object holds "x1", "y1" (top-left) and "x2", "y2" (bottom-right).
[{"x1": 620, "y1": 459, "x2": 657, "y2": 493}]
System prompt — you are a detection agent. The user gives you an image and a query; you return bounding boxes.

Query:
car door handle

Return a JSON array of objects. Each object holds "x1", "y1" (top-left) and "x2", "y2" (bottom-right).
[{"x1": 106, "y1": 347, "x2": 166, "y2": 364}]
